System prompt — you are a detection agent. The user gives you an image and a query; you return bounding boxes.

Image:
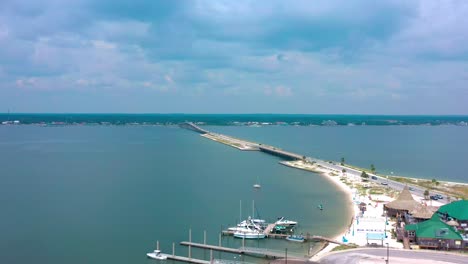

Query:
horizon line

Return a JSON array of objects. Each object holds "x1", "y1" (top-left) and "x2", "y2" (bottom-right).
[{"x1": 1, "y1": 112, "x2": 468, "y2": 117}]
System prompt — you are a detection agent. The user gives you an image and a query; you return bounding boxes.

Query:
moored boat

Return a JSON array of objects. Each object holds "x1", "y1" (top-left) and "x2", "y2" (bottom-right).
[
  {"x1": 286, "y1": 235, "x2": 305, "y2": 243},
  {"x1": 147, "y1": 250, "x2": 167, "y2": 260},
  {"x1": 275, "y1": 217, "x2": 298, "y2": 226},
  {"x1": 233, "y1": 229, "x2": 266, "y2": 239}
]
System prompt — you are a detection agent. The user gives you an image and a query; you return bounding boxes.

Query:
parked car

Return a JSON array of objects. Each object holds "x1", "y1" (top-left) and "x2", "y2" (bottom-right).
[
  {"x1": 409, "y1": 187, "x2": 415, "y2": 191},
  {"x1": 430, "y1": 195, "x2": 439, "y2": 200},
  {"x1": 435, "y1": 194, "x2": 443, "y2": 199},
  {"x1": 371, "y1": 176, "x2": 378, "y2": 180},
  {"x1": 381, "y1": 182, "x2": 388, "y2": 185}
]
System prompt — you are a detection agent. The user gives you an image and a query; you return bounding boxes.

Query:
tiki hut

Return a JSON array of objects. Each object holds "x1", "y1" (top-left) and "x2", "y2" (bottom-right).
[
  {"x1": 384, "y1": 186, "x2": 421, "y2": 218},
  {"x1": 410, "y1": 204, "x2": 434, "y2": 221}
]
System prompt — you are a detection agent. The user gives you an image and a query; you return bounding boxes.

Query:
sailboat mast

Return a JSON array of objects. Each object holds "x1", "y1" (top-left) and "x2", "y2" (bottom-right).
[
  {"x1": 252, "y1": 200, "x2": 254, "y2": 218},
  {"x1": 239, "y1": 200, "x2": 242, "y2": 223}
]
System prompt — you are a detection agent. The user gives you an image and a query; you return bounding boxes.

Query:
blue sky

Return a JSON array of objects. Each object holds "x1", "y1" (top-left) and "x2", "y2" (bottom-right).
[{"x1": 0, "y1": 0, "x2": 467, "y2": 114}]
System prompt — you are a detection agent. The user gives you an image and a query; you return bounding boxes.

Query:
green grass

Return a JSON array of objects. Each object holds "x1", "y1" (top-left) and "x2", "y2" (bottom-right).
[
  {"x1": 331, "y1": 243, "x2": 358, "y2": 252},
  {"x1": 390, "y1": 176, "x2": 468, "y2": 199}
]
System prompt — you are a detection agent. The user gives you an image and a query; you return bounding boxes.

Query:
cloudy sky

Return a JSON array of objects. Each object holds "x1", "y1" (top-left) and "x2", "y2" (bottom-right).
[{"x1": 0, "y1": 0, "x2": 467, "y2": 114}]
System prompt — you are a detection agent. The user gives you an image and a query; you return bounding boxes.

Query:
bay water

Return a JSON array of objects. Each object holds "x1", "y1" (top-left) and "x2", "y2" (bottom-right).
[
  {"x1": 0, "y1": 125, "x2": 350, "y2": 264},
  {"x1": 1, "y1": 124, "x2": 467, "y2": 264}
]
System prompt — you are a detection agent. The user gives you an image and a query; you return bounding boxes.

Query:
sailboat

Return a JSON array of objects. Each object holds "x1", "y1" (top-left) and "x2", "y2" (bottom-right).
[{"x1": 253, "y1": 175, "x2": 261, "y2": 189}]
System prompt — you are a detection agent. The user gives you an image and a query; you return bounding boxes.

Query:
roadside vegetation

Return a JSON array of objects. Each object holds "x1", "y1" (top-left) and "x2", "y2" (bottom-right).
[
  {"x1": 390, "y1": 176, "x2": 468, "y2": 200},
  {"x1": 331, "y1": 243, "x2": 358, "y2": 252}
]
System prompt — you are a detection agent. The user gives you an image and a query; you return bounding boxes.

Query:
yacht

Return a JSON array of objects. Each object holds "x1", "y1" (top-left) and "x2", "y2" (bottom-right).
[
  {"x1": 275, "y1": 217, "x2": 298, "y2": 226},
  {"x1": 233, "y1": 229, "x2": 266, "y2": 239},
  {"x1": 147, "y1": 250, "x2": 167, "y2": 260},
  {"x1": 228, "y1": 217, "x2": 265, "y2": 232}
]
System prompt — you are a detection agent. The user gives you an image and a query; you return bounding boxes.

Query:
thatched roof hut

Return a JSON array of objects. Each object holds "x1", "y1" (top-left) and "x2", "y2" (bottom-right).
[
  {"x1": 410, "y1": 204, "x2": 434, "y2": 220},
  {"x1": 384, "y1": 186, "x2": 421, "y2": 216}
]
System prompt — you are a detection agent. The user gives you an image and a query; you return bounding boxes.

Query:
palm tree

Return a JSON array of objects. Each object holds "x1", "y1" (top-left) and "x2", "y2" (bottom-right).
[
  {"x1": 370, "y1": 164, "x2": 376, "y2": 174},
  {"x1": 340, "y1": 157, "x2": 345, "y2": 166},
  {"x1": 424, "y1": 189, "x2": 429, "y2": 200}
]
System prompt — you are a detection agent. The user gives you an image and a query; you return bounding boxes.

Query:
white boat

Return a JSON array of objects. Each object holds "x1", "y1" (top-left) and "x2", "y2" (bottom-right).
[
  {"x1": 147, "y1": 249, "x2": 167, "y2": 260},
  {"x1": 275, "y1": 217, "x2": 298, "y2": 226},
  {"x1": 253, "y1": 183, "x2": 261, "y2": 189},
  {"x1": 228, "y1": 216, "x2": 265, "y2": 232},
  {"x1": 286, "y1": 235, "x2": 305, "y2": 243},
  {"x1": 233, "y1": 230, "x2": 266, "y2": 239},
  {"x1": 228, "y1": 224, "x2": 258, "y2": 232},
  {"x1": 250, "y1": 218, "x2": 266, "y2": 225}
]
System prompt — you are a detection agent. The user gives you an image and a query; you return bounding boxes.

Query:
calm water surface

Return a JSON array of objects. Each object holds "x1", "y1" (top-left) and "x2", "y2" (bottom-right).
[
  {"x1": 210, "y1": 125, "x2": 468, "y2": 183},
  {"x1": 0, "y1": 126, "x2": 351, "y2": 264}
]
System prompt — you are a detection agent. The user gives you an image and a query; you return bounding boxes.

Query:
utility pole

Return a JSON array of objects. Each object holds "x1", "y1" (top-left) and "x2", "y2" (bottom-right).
[
  {"x1": 386, "y1": 242, "x2": 389, "y2": 264},
  {"x1": 285, "y1": 248, "x2": 288, "y2": 264}
]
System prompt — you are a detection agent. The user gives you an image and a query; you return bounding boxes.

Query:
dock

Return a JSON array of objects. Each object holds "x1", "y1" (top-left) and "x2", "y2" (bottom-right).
[
  {"x1": 310, "y1": 235, "x2": 345, "y2": 246},
  {"x1": 160, "y1": 253, "x2": 211, "y2": 264},
  {"x1": 180, "y1": 241, "x2": 308, "y2": 260},
  {"x1": 222, "y1": 223, "x2": 291, "y2": 240},
  {"x1": 157, "y1": 253, "x2": 256, "y2": 264}
]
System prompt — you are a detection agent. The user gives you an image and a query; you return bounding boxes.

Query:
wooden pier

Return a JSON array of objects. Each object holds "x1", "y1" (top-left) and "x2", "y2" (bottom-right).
[
  {"x1": 180, "y1": 241, "x2": 308, "y2": 260},
  {"x1": 181, "y1": 241, "x2": 242, "y2": 254},
  {"x1": 263, "y1": 223, "x2": 277, "y2": 235},
  {"x1": 160, "y1": 253, "x2": 211, "y2": 264},
  {"x1": 310, "y1": 235, "x2": 345, "y2": 246}
]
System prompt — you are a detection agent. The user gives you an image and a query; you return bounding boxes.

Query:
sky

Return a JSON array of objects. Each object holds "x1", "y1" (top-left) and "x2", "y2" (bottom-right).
[{"x1": 0, "y1": 0, "x2": 467, "y2": 114}]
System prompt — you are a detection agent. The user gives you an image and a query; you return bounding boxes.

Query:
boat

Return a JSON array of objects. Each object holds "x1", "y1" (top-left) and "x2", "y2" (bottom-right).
[
  {"x1": 286, "y1": 235, "x2": 305, "y2": 243},
  {"x1": 228, "y1": 217, "x2": 265, "y2": 232},
  {"x1": 318, "y1": 204, "x2": 323, "y2": 210},
  {"x1": 275, "y1": 217, "x2": 298, "y2": 226},
  {"x1": 233, "y1": 229, "x2": 266, "y2": 239},
  {"x1": 253, "y1": 175, "x2": 261, "y2": 189},
  {"x1": 147, "y1": 249, "x2": 167, "y2": 260}
]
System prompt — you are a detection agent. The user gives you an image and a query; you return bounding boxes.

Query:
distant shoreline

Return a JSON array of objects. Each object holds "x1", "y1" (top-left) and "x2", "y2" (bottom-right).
[{"x1": 1, "y1": 113, "x2": 468, "y2": 126}]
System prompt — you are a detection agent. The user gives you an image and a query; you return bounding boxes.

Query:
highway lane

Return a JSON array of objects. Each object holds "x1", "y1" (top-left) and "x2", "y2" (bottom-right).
[{"x1": 306, "y1": 157, "x2": 453, "y2": 204}]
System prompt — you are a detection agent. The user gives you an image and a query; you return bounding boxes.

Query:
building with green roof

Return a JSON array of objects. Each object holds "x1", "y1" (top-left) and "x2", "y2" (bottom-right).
[
  {"x1": 405, "y1": 208, "x2": 466, "y2": 250},
  {"x1": 437, "y1": 200, "x2": 468, "y2": 223}
]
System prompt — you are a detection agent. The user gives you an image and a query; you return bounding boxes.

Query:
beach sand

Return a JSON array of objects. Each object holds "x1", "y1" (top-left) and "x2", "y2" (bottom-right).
[{"x1": 280, "y1": 160, "x2": 407, "y2": 262}]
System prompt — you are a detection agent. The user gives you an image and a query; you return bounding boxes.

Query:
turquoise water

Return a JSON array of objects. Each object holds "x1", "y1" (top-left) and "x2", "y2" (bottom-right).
[
  {"x1": 209, "y1": 125, "x2": 468, "y2": 183},
  {"x1": 1, "y1": 124, "x2": 466, "y2": 264},
  {"x1": 0, "y1": 126, "x2": 351, "y2": 264}
]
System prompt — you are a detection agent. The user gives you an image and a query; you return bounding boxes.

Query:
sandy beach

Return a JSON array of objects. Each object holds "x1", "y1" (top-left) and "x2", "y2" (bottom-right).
[
  {"x1": 279, "y1": 160, "x2": 409, "y2": 262},
  {"x1": 279, "y1": 161, "x2": 358, "y2": 259}
]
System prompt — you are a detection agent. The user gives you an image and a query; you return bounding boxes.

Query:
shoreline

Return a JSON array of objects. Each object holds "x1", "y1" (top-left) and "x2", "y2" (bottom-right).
[{"x1": 279, "y1": 161, "x2": 358, "y2": 260}]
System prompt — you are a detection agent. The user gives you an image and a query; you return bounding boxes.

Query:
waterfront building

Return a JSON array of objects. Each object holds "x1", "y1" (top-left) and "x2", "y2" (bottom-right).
[
  {"x1": 437, "y1": 200, "x2": 468, "y2": 226},
  {"x1": 398, "y1": 200, "x2": 468, "y2": 250},
  {"x1": 409, "y1": 204, "x2": 435, "y2": 222},
  {"x1": 437, "y1": 200, "x2": 468, "y2": 246},
  {"x1": 384, "y1": 186, "x2": 421, "y2": 218},
  {"x1": 405, "y1": 214, "x2": 465, "y2": 250}
]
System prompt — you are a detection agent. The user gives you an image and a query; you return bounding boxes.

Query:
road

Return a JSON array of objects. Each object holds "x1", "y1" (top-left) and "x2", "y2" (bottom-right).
[
  {"x1": 306, "y1": 158, "x2": 453, "y2": 204},
  {"x1": 319, "y1": 248, "x2": 468, "y2": 264}
]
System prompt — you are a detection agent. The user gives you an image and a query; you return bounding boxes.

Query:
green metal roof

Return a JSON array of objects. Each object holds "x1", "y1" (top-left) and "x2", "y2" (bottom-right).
[
  {"x1": 405, "y1": 214, "x2": 463, "y2": 240},
  {"x1": 437, "y1": 200, "x2": 468, "y2": 221}
]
